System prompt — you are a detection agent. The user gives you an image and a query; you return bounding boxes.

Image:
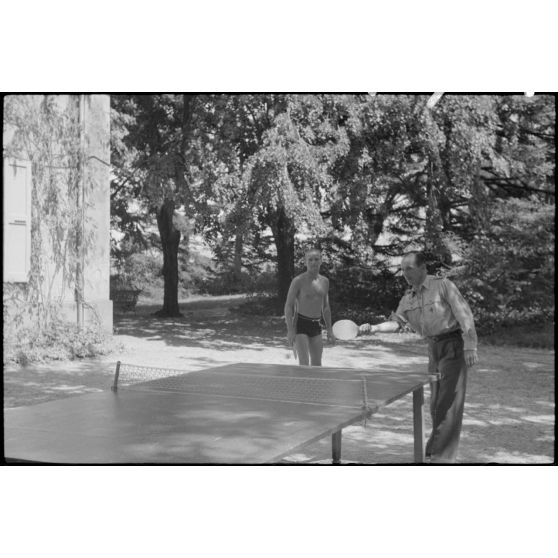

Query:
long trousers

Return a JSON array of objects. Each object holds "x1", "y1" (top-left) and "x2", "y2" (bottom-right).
[{"x1": 425, "y1": 335, "x2": 468, "y2": 463}]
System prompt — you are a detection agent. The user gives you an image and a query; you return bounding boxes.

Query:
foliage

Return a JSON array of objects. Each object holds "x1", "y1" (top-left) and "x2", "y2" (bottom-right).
[
  {"x1": 177, "y1": 242, "x2": 213, "y2": 295},
  {"x1": 110, "y1": 94, "x2": 555, "y2": 338},
  {"x1": 111, "y1": 250, "x2": 163, "y2": 292},
  {"x1": 447, "y1": 198, "x2": 555, "y2": 332},
  {"x1": 109, "y1": 242, "x2": 222, "y2": 300},
  {"x1": 480, "y1": 321, "x2": 554, "y2": 349},
  {"x1": 111, "y1": 94, "x2": 220, "y2": 315},
  {"x1": 328, "y1": 267, "x2": 408, "y2": 317},
  {"x1": 4, "y1": 313, "x2": 118, "y2": 365},
  {"x1": 234, "y1": 294, "x2": 283, "y2": 316},
  {"x1": 201, "y1": 269, "x2": 278, "y2": 297},
  {"x1": 193, "y1": 94, "x2": 351, "y2": 304},
  {"x1": 4, "y1": 96, "x2": 92, "y2": 330},
  {"x1": 3, "y1": 95, "x2": 116, "y2": 364}
]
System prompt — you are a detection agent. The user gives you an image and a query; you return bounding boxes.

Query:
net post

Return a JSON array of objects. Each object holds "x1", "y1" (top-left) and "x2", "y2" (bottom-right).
[{"x1": 111, "y1": 361, "x2": 121, "y2": 392}]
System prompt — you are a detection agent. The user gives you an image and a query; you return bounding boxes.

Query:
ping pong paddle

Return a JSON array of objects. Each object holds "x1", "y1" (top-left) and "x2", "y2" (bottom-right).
[{"x1": 332, "y1": 319, "x2": 360, "y2": 341}]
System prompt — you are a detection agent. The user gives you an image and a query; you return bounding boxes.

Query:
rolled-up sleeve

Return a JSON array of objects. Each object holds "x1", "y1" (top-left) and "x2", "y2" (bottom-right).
[
  {"x1": 442, "y1": 279, "x2": 478, "y2": 350},
  {"x1": 389, "y1": 297, "x2": 412, "y2": 332}
]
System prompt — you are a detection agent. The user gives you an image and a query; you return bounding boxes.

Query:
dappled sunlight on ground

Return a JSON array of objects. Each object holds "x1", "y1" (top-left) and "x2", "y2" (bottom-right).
[
  {"x1": 522, "y1": 415, "x2": 554, "y2": 424},
  {"x1": 476, "y1": 451, "x2": 552, "y2": 464},
  {"x1": 4, "y1": 296, "x2": 554, "y2": 464}
]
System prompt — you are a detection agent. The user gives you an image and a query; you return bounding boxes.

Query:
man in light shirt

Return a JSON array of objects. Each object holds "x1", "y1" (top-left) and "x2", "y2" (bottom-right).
[{"x1": 360, "y1": 251, "x2": 479, "y2": 463}]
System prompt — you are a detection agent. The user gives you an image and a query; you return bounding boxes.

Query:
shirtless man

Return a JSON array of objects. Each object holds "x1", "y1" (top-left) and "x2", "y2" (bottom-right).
[{"x1": 284, "y1": 247, "x2": 335, "y2": 366}]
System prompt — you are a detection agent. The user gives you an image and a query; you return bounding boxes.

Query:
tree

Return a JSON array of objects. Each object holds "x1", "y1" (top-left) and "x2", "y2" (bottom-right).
[
  {"x1": 449, "y1": 198, "x2": 555, "y2": 329},
  {"x1": 110, "y1": 93, "x2": 555, "y2": 323},
  {"x1": 111, "y1": 94, "x2": 199, "y2": 317},
  {"x1": 326, "y1": 95, "x2": 431, "y2": 262},
  {"x1": 195, "y1": 94, "x2": 349, "y2": 307},
  {"x1": 192, "y1": 94, "x2": 273, "y2": 281}
]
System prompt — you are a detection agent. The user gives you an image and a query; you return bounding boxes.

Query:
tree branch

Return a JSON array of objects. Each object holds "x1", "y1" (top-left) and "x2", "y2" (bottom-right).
[
  {"x1": 519, "y1": 126, "x2": 555, "y2": 140},
  {"x1": 483, "y1": 176, "x2": 554, "y2": 195}
]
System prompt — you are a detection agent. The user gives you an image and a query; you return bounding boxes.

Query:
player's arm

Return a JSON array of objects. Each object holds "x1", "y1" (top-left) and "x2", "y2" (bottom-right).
[
  {"x1": 441, "y1": 279, "x2": 479, "y2": 366},
  {"x1": 359, "y1": 298, "x2": 407, "y2": 334},
  {"x1": 284, "y1": 277, "x2": 299, "y2": 341},
  {"x1": 360, "y1": 320, "x2": 401, "y2": 334},
  {"x1": 322, "y1": 280, "x2": 334, "y2": 342}
]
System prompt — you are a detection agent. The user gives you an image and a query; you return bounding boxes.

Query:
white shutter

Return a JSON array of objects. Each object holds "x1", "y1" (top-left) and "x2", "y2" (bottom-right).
[{"x1": 3, "y1": 158, "x2": 32, "y2": 282}]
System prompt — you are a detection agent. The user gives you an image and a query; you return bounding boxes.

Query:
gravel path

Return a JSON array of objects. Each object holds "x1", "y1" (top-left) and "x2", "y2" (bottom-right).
[{"x1": 4, "y1": 296, "x2": 554, "y2": 464}]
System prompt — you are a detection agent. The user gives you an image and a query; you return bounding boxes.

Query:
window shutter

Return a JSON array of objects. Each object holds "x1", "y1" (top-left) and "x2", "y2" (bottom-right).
[{"x1": 3, "y1": 158, "x2": 32, "y2": 282}]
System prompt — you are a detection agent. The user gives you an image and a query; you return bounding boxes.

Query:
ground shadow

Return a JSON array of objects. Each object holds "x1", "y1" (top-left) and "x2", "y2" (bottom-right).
[
  {"x1": 114, "y1": 301, "x2": 289, "y2": 351},
  {"x1": 4, "y1": 359, "x2": 115, "y2": 408},
  {"x1": 4, "y1": 297, "x2": 554, "y2": 464}
]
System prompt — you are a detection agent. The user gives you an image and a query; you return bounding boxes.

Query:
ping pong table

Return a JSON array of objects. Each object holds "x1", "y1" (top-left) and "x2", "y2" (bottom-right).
[{"x1": 4, "y1": 362, "x2": 429, "y2": 464}]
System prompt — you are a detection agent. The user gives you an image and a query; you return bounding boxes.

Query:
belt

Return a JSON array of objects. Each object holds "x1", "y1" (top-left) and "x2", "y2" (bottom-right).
[{"x1": 428, "y1": 329, "x2": 462, "y2": 343}]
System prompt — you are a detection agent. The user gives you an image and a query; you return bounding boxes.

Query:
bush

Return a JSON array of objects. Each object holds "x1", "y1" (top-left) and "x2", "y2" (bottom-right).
[
  {"x1": 469, "y1": 306, "x2": 555, "y2": 336},
  {"x1": 234, "y1": 294, "x2": 280, "y2": 316},
  {"x1": 201, "y1": 269, "x2": 278, "y2": 297},
  {"x1": 198, "y1": 270, "x2": 249, "y2": 296},
  {"x1": 481, "y1": 321, "x2": 554, "y2": 349},
  {"x1": 3, "y1": 317, "x2": 120, "y2": 365},
  {"x1": 178, "y1": 248, "x2": 214, "y2": 293},
  {"x1": 449, "y1": 199, "x2": 554, "y2": 326},
  {"x1": 112, "y1": 246, "x2": 223, "y2": 299},
  {"x1": 327, "y1": 265, "x2": 408, "y2": 317},
  {"x1": 112, "y1": 251, "x2": 164, "y2": 292}
]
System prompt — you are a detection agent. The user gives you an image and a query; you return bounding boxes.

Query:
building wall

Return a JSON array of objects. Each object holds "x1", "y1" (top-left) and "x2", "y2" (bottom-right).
[
  {"x1": 3, "y1": 94, "x2": 113, "y2": 332},
  {"x1": 83, "y1": 95, "x2": 112, "y2": 330},
  {"x1": 58, "y1": 95, "x2": 113, "y2": 331}
]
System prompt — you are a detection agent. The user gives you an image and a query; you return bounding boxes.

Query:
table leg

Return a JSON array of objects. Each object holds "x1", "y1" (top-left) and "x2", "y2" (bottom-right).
[
  {"x1": 332, "y1": 430, "x2": 342, "y2": 464},
  {"x1": 413, "y1": 386, "x2": 425, "y2": 463}
]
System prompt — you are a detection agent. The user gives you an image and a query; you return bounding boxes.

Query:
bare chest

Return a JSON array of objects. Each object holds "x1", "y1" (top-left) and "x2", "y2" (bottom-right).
[{"x1": 299, "y1": 277, "x2": 327, "y2": 301}]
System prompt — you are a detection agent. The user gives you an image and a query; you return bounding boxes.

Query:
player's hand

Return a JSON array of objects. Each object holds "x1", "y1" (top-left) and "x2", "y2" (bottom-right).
[
  {"x1": 287, "y1": 331, "x2": 296, "y2": 347},
  {"x1": 326, "y1": 329, "x2": 336, "y2": 346},
  {"x1": 359, "y1": 323, "x2": 376, "y2": 334},
  {"x1": 464, "y1": 349, "x2": 478, "y2": 368}
]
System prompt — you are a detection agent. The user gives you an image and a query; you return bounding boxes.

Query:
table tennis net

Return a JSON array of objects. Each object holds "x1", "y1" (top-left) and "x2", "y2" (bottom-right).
[{"x1": 113, "y1": 362, "x2": 373, "y2": 410}]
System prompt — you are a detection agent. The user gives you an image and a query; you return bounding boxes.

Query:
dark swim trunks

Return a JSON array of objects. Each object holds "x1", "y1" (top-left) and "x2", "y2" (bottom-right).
[{"x1": 295, "y1": 313, "x2": 322, "y2": 338}]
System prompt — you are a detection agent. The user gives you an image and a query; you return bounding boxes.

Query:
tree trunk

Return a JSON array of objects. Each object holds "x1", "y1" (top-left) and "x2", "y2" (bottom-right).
[
  {"x1": 163, "y1": 94, "x2": 194, "y2": 316},
  {"x1": 270, "y1": 206, "x2": 295, "y2": 312},
  {"x1": 423, "y1": 113, "x2": 452, "y2": 269},
  {"x1": 425, "y1": 161, "x2": 452, "y2": 269},
  {"x1": 155, "y1": 198, "x2": 182, "y2": 317},
  {"x1": 233, "y1": 232, "x2": 243, "y2": 282}
]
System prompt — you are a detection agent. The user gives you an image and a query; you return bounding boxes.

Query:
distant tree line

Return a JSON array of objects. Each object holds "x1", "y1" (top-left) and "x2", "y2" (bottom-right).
[{"x1": 110, "y1": 94, "x2": 555, "y2": 326}]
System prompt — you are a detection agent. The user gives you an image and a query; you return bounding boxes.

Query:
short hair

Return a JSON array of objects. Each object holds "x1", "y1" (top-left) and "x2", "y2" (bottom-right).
[
  {"x1": 304, "y1": 246, "x2": 322, "y2": 256},
  {"x1": 402, "y1": 251, "x2": 426, "y2": 267}
]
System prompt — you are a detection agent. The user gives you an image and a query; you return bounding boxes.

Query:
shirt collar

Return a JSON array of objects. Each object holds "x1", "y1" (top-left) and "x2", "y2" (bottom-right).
[{"x1": 411, "y1": 274, "x2": 431, "y2": 295}]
